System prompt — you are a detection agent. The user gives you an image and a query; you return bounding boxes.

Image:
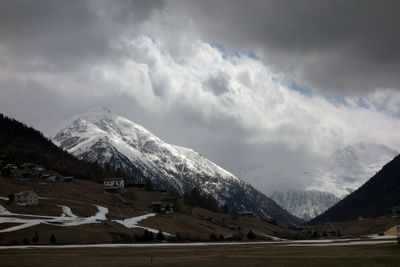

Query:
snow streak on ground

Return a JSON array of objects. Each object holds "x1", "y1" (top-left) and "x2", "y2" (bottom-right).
[
  {"x1": 58, "y1": 205, "x2": 77, "y2": 218},
  {"x1": 0, "y1": 204, "x2": 109, "y2": 232},
  {"x1": 113, "y1": 213, "x2": 156, "y2": 228},
  {"x1": 0, "y1": 204, "x2": 163, "y2": 234},
  {"x1": 113, "y1": 213, "x2": 172, "y2": 236}
]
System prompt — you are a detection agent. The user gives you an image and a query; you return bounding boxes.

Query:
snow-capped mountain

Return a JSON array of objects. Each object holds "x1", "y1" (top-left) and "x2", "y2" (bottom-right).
[
  {"x1": 276, "y1": 142, "x2": 397, "y2": 220},
  {"x1": 250, "y1": 142, "x2": 397, "y2": 220},
  {"x1": 270, "y1": 190, "x2": 340, "y2": 221},
  {"x1": 307, "y1": 142, "x2": 398, "y2": 198},
  {"x1": 52, "y1": 107, "x2": 301, "y2": 225}
]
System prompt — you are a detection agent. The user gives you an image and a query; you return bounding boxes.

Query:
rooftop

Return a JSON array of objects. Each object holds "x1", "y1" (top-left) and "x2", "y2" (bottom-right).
[{"x1": 104, "y1": 177, "x2": 124, "y2": 181}]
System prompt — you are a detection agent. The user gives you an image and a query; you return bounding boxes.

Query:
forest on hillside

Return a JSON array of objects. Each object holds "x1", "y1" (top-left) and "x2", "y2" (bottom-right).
[{"x1": 0, "y1": 114, "x2": 125, "y2": 181}]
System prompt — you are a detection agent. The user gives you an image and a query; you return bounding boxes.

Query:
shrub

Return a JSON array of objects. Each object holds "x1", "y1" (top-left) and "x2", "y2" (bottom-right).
[
  {"x1": 156, "y1": 230, "x2": 165, "y2": 241},
  {"x1": 142, "y1": 230, "x2": 154, "y2": 241},
  {"x1": 32, "y1": 232, "x2": 39, "y2": 245},
  {"x1": 22, "y1": 238, "x2": 29, "y2": 245},
  {"x1": 247, "y1": 230, "x2": 256, "y2": 240},
  {"x1": 209, "y1": 234, "x2": 217, "y2": 241},
  {"x1": 49, "y1": 234, "x2": 56, "y2": 245},
  {"x1": 175, "y1": 232, "x2": 184, "y2": 242}
]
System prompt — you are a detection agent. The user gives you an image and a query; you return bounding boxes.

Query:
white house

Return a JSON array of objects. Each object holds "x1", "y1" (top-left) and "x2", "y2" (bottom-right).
[
  {"x1": 103, "y1": 177, "x2": 125, "y2": 192},
  {"x1": 9, "y1": 191, "x2": 38, "y2": 206}
]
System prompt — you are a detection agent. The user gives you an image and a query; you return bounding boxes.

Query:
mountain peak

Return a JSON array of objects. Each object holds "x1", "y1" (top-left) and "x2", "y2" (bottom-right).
[
  {"x1": 79, "y1": 106, "x2": 115, "y2": 122},
  {"x1": 84, "y1": 106, "x2": 112, "y2": 116},
  {"x1": 50, "y1": 107, "x2": 116, "y2": 138},
  {"x1": 307, "y1": 141, "x2": 398, "y2": 198},
  {"x1": 51, "y1": 109, "x2": 302, "y2": 225}
]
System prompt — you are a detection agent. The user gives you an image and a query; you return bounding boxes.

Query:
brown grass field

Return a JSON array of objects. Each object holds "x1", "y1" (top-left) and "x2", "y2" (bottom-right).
[
  {"x1": 0, "y1": 177, "x2": 295, "y2": 245},
  {"x1": 1, "y1": 243, "x2": 400, "y2": 267},
  {"x1": 2, "y1": 176, "x2": 400, "y2": 266}
]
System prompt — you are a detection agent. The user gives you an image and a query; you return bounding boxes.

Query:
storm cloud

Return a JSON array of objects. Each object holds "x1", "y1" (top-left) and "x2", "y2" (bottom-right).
[
  {"x1": 172, "y1": 0, "x2": 400, "y2": 93},
  {"x1": 0, "y1": 0, "x2": 399, "y2": 194}
]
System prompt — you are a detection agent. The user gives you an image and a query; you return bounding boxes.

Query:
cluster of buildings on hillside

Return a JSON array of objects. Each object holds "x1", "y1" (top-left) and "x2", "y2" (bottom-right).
[
  {"x1": 0, "y1": 161, "x2": 75, "y2": 184},
  {"x1": 1, "y1": 163, "x2": 66, "y2": 183},
  {"x1": 0, "y1": 160, "x2": 74, "y2": 206},
  {"x1": 103, "y1": 177, "x2": 176, "y2": 214},
  {"x1": 0, "y1": 170, "x2": 253, "y2": 217}
]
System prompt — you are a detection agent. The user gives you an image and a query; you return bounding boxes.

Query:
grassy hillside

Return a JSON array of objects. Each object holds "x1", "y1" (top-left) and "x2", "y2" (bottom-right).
[{"x1": 0, "y1": 176, "x2": 295, "y2": 245}]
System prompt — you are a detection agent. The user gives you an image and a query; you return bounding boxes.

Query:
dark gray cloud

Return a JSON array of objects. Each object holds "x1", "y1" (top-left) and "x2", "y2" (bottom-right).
[
  {"x1": 2, "y1": 0, "x2": 399, "y2": 92},
  {"x1": 174, "y1": 0, "x2": 400, "y2": 92},
  {"x1": 0, "y1": 0, "x2": 164, "y2": 72}
]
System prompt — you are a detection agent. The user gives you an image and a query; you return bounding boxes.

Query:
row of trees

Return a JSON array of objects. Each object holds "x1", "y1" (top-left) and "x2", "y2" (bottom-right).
[
  {"x1": 183, "y1": 188, "x2": 220, "y2": 212},
  {"x1": 135, "y1": 229, "x2": 165, "y2": 242},
  {"x1": 22, "y1": 232, "x2": 56, "y2": 245},
  {"x1": 20, "y1": 229, "x2": 260, "y2": 245}
]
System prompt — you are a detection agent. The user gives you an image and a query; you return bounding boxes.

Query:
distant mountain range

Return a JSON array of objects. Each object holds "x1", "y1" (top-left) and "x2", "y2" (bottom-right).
[
  {"x1": 307, "y1": 142, "x2": 398, "y2": 198},
  {"x1": 270, "y1": 190, "x2": 340, "y2": 221},
  {"x1": 312, "y1": 153, "x2": 400, "y2": 223},
  {"x1": 52, "y1": 107, "x2": 302, "y2": 225},
  {"x1": 266, "y1": 142, "x2": 397, "y2": 220}
]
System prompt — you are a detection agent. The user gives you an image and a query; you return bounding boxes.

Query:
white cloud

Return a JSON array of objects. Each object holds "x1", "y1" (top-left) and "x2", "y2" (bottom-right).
[
  {"x1": 102, "y1": 36, "x2": 400, "y2": 155},
  {"x1": 2, "y1": 34, "x2": 399, "y2": 156}
]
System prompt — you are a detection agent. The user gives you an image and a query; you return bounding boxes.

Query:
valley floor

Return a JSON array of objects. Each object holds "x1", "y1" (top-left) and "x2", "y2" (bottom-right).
[
  {"x1": 2, "y1": 176, "x2": 400, "y2": 267},
  {"x1": 1, "y1": 242, "x2": 400, "y2": 267}
]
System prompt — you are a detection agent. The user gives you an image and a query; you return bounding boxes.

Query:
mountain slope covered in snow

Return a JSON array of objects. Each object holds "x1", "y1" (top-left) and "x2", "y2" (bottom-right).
[
  {"x1": 270, "y1": 190, "x2": 340, "y2": 221},
  {"x1": 248, "y1": 142, "x2": 397, "y2": 221},
  {"x1": 307, "y1": 142, "x2": 398, "y2": 198},
  {"x1": 52, "y1": 107, "x2": 301, "y2": 225},
  {"x1": 312, "y1": 153, "x2": 400, "y2": 223}
]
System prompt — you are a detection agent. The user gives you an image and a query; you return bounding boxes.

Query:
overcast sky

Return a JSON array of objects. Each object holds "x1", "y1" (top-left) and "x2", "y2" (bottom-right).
[{"x1": 1, "y1": 0, "x2": 400, "y2": 194}]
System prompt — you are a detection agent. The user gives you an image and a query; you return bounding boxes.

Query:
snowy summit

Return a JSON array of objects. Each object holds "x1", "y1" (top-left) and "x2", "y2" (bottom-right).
[{"x1": 52, "y1": 107, "x2": 301, "y2": 225}]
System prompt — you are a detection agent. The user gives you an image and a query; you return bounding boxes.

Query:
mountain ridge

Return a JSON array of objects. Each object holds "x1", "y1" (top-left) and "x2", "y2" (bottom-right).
[
  {"x1": 270, "y1": 190, "x2": 340, "y2": 221},
  {"x1": 52, "y1": 107, "x2": 302, "y2": 225}
]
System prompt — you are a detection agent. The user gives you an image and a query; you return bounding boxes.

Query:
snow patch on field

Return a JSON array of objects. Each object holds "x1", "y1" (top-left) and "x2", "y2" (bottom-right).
[
  {"x1": 114, "y1": 213, "x2": 156, "y2": 228},
  {"x1": 113, "y1": 213, "x2": 172, "y2": 236},
  {"x1": 0, "y1": 205, "x2": 11, "y2": 215},
  {"x1": 58, "y1": 205, "x2": 77, "y2": 218},
  {"x1": 0, "y1": 204, "x2": 109, "y2": 232},
  {"x1": 0, "y1": 204, "x2": 164, "y2": 235}
]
